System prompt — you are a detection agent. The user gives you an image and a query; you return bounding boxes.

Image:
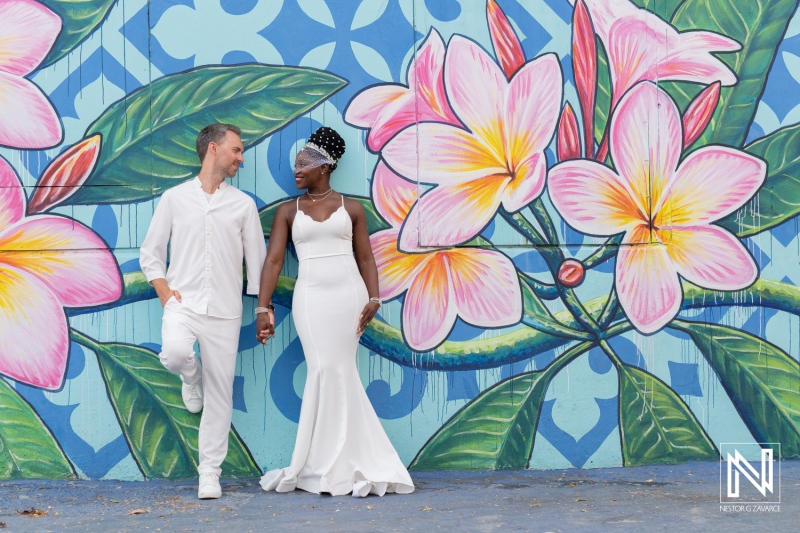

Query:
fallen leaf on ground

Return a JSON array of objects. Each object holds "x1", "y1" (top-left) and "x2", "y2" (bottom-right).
[
  {"x1": 575, "y1": 498, "x2": 586, "y2": 502},
  {"x1": 0, "y1": 521, "x2": 6, "y2": 528},
  {"x1": 420, "y1": 506, "x2": 434, "y2": 512},
  {"x1": 127, "y1": 508, "x2": 150, "y2": 515},
  {"x1": 17, "y1": 508, "x2": 48, "y2": 518}
]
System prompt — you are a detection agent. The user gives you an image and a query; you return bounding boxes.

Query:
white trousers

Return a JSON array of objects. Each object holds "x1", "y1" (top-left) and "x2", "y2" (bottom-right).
[{"x1": 159, "y1": 305, "x2": 241, "y2": 475}]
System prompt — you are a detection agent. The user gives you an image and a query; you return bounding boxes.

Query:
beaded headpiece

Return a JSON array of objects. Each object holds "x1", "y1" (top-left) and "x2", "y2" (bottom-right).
[{"x1": 297, "y1": 127, "x2": 346, "y2": 171}]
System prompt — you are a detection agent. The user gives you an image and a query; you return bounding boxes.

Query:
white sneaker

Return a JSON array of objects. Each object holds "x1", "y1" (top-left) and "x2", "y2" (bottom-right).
[
  {"x1": 198, "y1": 472, "x2": 221, "y2": 499},
  {"x1": 182, "y1": 378, "x2": 204, "y2": 413}
]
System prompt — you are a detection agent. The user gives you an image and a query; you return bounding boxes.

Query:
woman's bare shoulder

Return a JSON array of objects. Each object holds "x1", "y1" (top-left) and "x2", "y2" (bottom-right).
[
  {"x1": 342, "y1": 194, "x2": 365, "y2": 214},
  {"x1": 275, "y1": 198, "x2": 299, "y2": 215}
]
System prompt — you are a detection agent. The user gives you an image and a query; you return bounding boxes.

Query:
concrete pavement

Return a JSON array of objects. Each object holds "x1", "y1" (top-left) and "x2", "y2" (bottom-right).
[{"x1": 1, "y1": 462, "x2": 796, "y2": 532}]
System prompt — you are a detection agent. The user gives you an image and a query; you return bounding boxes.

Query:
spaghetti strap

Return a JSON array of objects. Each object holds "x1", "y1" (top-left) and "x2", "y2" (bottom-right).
[{"x1": 340, "y1": 194, "x2": 344, "y2": 207}]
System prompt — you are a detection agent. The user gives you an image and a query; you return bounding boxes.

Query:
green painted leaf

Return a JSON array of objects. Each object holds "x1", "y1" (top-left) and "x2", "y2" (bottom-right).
[
  {"x1": 717, "y1": 123, "x2": 800, "y2": 237},
  {"x1": 409, "y1": 343, "x2": 593, "y2": 470},
  {"x1": 672, "y1": 321, "x2": 800, "y2": 458},
  {"x1": 0, "y1": 379, "x2": 74, "y2": 480},
  {"x1": 593, "y1": 41, "x2": 612, "y2": 147},
  {"x1": 40, "y1": 0, "x2": 117, "y2": 67},
  {"x1": 69, "y1": 65, "x2": 346, "y2": 204},
  {"x1": 409, "y1": 372, "x2": 546, "y2": 470},
  {"x1": 259, "y1": 195, "x2": 388, "y2": 235},
  {"x1": 618, "y1": 364, "x2": 718, "y2": 466},
  {"x1": 73, "y1": 332, "x2": 260, "y2": 478},
  {"x1": 664, "y1": 0, "x2": 798, "y2": 148},
  {"x1": 354, "y1": 197, "x2": 388, "y2": 233}
]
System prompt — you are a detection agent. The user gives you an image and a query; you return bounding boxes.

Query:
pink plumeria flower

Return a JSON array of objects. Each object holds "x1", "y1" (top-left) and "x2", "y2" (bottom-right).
[
  {"x1": 0, "y1": 0, "x2": 63, "y2": 149},
  {"x1": 0, "y1": 157, "x2": 122, "y2": 389},
  {"x1": 370, "y1": 162, "x2": 522, "y2": 352},
  {"x1": 382, "y1": 36, "x2": 562, "y2": 251},
  {"x1": 345, "y1": 29, "x2": 459, "y2": 152},
  {"x1": 549, "y1": 82, "x2": 765, "y2": 334},
  {"x1": 571, "y1": 0, "x2": 739, "y2": 108}
]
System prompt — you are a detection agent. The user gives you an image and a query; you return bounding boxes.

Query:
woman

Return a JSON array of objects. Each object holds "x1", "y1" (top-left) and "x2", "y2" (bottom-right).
[{"x1": 255, "y1": 127, "x2": 414, "y2": 497}]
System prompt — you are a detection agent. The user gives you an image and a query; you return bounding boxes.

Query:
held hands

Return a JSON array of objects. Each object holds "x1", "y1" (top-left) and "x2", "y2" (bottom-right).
[
  {"x1": 357, "y1": 301, "x2": 380, "y2": 336},
  {"x1": 255, "y1": 300, "x2": 376, "y2": 342},
  {"x1": 256, "y1": 310, "x2": 275, "y2": 345}
]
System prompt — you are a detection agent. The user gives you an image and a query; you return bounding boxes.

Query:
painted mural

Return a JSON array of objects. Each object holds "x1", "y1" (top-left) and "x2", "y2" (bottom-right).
[{"x1": 1, "y1": 0, "x2": 800, "y2": 481}]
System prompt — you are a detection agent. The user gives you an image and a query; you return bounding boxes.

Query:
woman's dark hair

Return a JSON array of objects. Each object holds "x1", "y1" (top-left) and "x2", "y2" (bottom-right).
[{"x1": 308, "y1": 127, "x2": 345, "y2": 171}]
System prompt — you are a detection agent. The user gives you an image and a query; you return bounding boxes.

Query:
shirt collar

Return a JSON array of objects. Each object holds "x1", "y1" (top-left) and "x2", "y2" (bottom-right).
[{"x1": 192, "y1": 176, "x2": 229, "y2": 190}]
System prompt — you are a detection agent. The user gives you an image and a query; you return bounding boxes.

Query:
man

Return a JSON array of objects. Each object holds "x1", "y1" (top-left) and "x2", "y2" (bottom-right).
[{"x1": 140, "y1": 124, "x2": 266, "y2": 499}]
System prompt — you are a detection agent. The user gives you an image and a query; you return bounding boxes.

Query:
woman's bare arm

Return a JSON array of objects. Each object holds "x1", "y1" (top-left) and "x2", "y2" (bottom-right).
[
  {"x1": 348, "y1": 198, "x2": 381, "y2": 334},
  {"x1": 256, "y1": 202, "x2": 293, "y2": 342}
]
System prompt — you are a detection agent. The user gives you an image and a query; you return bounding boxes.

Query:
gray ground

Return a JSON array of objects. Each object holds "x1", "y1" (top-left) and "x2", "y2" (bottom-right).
[{"x1": 1, "y1": 462, "x2": 796, "y2": 532}]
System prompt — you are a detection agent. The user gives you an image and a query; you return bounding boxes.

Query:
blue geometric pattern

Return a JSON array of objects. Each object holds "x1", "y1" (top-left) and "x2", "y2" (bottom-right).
[
  {"x1": 537, "y1": 397, "x2": 619, "y2": 468},
  {"x1": 668, "y1": 362, "x2": 703, "y2": 397},
  {"x1": 259, "y1": 0, "x2": 421, "y2": 103}
]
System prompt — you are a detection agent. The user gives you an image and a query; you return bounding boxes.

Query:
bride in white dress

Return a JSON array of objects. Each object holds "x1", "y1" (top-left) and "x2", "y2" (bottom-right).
[{"x1": 255, "y1": 127, "x2": 414, "y2": 497}]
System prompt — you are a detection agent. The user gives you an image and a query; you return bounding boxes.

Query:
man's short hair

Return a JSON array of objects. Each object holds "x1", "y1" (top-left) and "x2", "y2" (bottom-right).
[{"x1": 196, "y1": 124, "x2": 242, "y2": 163}]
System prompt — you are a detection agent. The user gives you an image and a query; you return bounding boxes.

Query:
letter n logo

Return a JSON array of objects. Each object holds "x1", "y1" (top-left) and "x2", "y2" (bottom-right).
[{"x1": 727, "y1": 448, "x2": 773, "y2": 497}]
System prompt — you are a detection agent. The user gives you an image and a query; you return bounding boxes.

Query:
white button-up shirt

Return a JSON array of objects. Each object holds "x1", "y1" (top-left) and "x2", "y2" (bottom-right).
[{"x1": 140, "y1": 177, "x2": 266, "y2": 319}]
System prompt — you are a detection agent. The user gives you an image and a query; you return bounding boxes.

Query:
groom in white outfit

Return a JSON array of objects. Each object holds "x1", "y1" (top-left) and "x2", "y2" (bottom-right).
[{"x1": 140, "y1": 124, "x2": 266, "y2": 499}]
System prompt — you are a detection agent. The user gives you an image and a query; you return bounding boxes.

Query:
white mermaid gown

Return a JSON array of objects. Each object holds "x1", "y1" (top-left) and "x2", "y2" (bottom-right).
[{"x1": 260, "y1": 196, "x2": 415, "y2": 497}]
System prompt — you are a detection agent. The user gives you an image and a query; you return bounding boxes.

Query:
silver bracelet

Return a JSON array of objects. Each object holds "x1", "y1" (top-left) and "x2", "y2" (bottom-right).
[
  {"x1": 368, "y1": 297, "x2": 381, "y2": 306},
  {"x1": 255, "y1": 305, "x2": 274, "y2": 315}
]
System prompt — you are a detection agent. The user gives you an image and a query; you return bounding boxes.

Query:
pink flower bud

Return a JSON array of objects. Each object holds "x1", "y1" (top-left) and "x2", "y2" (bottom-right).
[
  {"x1": 487, "y1": 0, "x2": 525, "y2": 78},
  {"x1": 28, "y1": 135, "x2": 101, "y2": 214},
  {"x1": 557, "y1": 103, "x2": 581, "y2": 161},
  {"x1": 558, "y1": 259, "x2": 585, "y2": 287},
  {"x1": 683, "y1": 81, "x2": 721, "y2": 147},
  {"x1": 572, "y1": 0, "x2": 596, "y2": 157}
]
